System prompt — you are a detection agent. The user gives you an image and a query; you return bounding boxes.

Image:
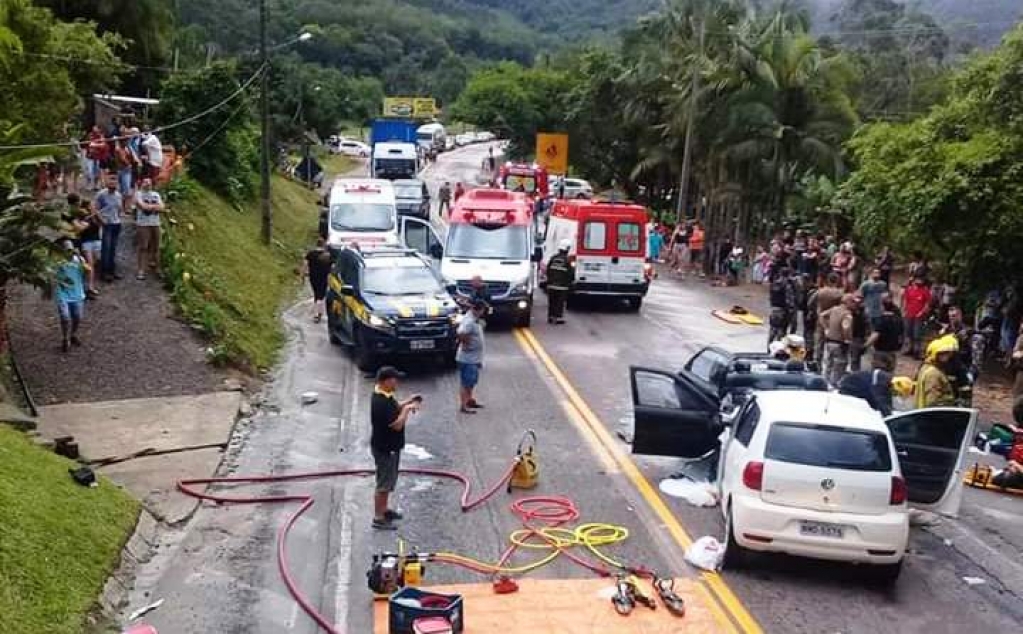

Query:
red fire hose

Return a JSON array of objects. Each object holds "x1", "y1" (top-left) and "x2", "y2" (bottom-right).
[{"x1": 177, "y1": 461, "x2": 643, "y2": 634}]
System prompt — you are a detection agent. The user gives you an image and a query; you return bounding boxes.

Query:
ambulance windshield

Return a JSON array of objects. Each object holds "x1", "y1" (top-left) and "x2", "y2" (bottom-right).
[{"x1": 447, "y1": 223, "x2": 529, "y2": 260}]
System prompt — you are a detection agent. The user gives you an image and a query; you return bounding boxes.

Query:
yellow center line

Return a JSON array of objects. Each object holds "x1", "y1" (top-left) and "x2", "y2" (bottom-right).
[{"x1": 514, "y1": 326, "x2": 763, "y2": 634}]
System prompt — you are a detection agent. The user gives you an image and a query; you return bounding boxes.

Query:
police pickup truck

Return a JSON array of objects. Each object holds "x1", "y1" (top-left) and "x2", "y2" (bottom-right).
[{"x1": 325, "y1": 246, "x2": 461, "y2": 370}]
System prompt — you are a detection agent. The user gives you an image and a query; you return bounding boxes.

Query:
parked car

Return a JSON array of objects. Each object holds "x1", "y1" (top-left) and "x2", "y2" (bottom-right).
[
  {"x1": 393, "y1": 178, "x2": 430, "y2": 220},
  {"x1": 333, "y1": 139, "x2": 370, "y2": 157},
  {"x1": 628, "y1": 368, "x2": 978, "y2": 583},
  {"x1": 454, "y1": 133, "x2": 474, "y2": 146},
  {"x1": 559, "y1": 178, "x2": 594, "y2": 199}
]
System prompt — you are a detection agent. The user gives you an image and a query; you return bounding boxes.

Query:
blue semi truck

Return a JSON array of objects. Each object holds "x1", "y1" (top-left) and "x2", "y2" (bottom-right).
[{"x1": 369, "y1": 119, "x2": 419, "y2": 180}]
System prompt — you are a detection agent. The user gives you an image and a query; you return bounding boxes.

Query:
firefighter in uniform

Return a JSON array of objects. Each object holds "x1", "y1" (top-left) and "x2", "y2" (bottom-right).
[{"x1": 546, "y1": 239, "x2": 574, "y2": 324}]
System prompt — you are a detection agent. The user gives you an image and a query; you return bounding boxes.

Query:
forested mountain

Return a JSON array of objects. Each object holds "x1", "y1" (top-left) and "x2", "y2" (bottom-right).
[
  {"x1": 803, "y1": 0, "x2": 1023, "y2": 46},
  {"x1": 417, "y1": 0, "x2": 662, "y2": 39},
  {"x1": 176, "y1": 0, "x2": 544, "y2": 105}
]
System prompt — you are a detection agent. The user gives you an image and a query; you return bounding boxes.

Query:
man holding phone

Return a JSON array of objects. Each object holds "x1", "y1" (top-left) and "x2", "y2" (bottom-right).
[{"x1": 370, "y1": 366, "x2": 422, "y2": 530}]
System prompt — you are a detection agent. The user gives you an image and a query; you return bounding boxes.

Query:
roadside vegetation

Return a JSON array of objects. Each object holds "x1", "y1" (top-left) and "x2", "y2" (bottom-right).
[
  {"x1": 0, "y1": 425, "x2": 139, "y2": 634},
  {"x1": 160, "y1": 174, "x2": 320, "y2": 371},
  {"x1": 452, "y1": 0, "x2": 1023, "y2": 297}
]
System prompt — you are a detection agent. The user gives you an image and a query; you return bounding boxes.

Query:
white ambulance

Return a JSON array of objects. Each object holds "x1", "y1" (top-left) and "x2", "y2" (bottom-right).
[
  {"x1": 540, "y1": 198, "x2": 652, "y2": 310},
  {"x1": 326, "y1": 179, "x2": 400, "y2": 249}
]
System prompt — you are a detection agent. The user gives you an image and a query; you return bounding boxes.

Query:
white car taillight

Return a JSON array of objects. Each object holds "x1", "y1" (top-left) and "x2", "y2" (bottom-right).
[
  {"x1": 742, "y1": 461, "x2": 764, "y2": 491},
  {"x1": 889, "y1": 475, "x2": 908, "y2": 505}
]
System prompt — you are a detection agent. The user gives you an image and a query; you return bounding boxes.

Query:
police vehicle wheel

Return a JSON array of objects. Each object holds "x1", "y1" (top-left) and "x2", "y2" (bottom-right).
[
  {"x1": 626, "y1": 297, "x2": 643, "y2": 311},
  {"x1": 516, "y1": 309, "x2": 532, "y2": 328}
]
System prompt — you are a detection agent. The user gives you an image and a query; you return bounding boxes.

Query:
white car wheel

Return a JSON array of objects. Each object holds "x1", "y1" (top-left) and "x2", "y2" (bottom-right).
[{"x1": 722, "y1": 505, "x2": 749, "y2": 570}]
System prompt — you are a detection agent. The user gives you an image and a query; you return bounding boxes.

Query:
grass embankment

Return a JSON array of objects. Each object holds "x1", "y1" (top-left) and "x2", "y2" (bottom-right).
[
  {"x1": 161, "y1": 175, "x2": 321, "y2": 370},
  {"x1": 0, "y1": 425, "x2": 139, "y2": 634}
]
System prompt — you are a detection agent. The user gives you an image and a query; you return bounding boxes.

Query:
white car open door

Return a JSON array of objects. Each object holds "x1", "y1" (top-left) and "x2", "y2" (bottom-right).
[
  {"x1": 884, "y1": 407, "x2": 979, "y2": 518},
  {"x1": 399, "y1": 216, "x2": 444, "y2": 266}
]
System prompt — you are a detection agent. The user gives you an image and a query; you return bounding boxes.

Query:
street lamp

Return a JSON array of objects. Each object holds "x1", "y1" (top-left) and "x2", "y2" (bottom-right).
[{"x1": 258, "y1": 14, "x2": 315, "y2": 244}]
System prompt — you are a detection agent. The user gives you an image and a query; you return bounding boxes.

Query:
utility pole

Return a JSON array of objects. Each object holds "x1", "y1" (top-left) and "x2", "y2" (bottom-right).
[
  {"x1": 675, "y1": 12, "x2": 705, "y2": 224},
  {"x1": 259, "y1": 0, "x2": 273, "y2": 244}
]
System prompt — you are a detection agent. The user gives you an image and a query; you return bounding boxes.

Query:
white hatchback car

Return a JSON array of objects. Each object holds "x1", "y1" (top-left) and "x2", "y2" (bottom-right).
[{"x1": 628, "y1": 368, "x2": 978, "y2": 582}]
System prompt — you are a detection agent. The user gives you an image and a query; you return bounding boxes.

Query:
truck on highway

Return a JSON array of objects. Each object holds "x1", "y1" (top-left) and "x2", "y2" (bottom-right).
[
  {"x1": 370, "y1": 119, "x2": 419, "y2": 180},
  {"x1": 441, "y1": 188, "x2": 542, "y2": 327},
  {"x1": 416, "y1": 122, "x2": 446, "y2": 154},
  {"x1": 497, "y1": 162, "x2": 549, "y2": 200}
]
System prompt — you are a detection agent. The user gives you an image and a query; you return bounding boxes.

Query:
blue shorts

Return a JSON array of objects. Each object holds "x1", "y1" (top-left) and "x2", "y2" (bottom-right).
[
  {"x1": 457, "y1": 362, "x2": 481, "y2": 388},
  {"x1": 57, "y1": 300, "x2": 84, "y2": 321},
  {"x1": 118, "y1": 168, "x2": 133, "y2": 195}
]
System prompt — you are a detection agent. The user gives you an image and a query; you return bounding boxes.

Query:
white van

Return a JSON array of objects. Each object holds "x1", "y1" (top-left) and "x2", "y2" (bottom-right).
[
  {"x1": 326, "y1": 179, "x2": 400, "y2": 249},
  {"x1": 371, "y1": 142, "x2": 419, "y2": 180},
  {"x1": 416, "y1": 123, "x2": 446, "y2": 153}
]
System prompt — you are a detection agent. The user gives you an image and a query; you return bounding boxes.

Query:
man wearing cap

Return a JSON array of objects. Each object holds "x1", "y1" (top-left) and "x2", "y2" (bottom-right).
[
  {"x1": 456, "y1": 300, "x2": 487, "y2": 414},
  {"x1": 545, "y1": 239, "x2": 574, "y2": 324},
  {"x1": 370, "y1": 366, "x2": 421, "y2": 530}
]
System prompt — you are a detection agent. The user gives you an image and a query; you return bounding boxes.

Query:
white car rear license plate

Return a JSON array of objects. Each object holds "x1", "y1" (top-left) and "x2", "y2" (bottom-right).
[
  {"x1": 583, "y1": 263, "x2": 603, "y2": 271},
  {"x1": 410, "y1": 340, "x2": 435, "y2": 351},
  {"x1": 800, "y1": 521, "x2": 844, "y2": 539}
]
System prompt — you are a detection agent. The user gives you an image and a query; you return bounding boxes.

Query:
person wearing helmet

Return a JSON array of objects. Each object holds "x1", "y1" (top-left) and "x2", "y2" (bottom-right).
[
  {"x1": 915, "y1": 334, "x2": 958, "y2": 408},
  {"x1": 839, "y1": 368, "x2": 895, "y2": 416},
  {"x1": 545, "y1": 238, "x2": 575, "y2": 324}
]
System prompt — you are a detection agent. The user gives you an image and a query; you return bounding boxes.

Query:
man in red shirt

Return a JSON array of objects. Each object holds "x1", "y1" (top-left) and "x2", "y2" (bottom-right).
[{"x1": 901, "y1": 273, "x2": 932, "y2": 358}]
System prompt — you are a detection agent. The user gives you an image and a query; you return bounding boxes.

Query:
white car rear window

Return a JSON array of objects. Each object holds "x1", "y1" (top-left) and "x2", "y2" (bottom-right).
[{"x1": 765, "y1": 423, "x2": 892, "y2": 472}]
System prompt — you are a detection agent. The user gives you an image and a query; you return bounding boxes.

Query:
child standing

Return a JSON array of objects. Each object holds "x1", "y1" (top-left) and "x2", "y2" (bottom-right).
[{"x1": 53, "y1": 240, "x2": 88, "y2": 352}]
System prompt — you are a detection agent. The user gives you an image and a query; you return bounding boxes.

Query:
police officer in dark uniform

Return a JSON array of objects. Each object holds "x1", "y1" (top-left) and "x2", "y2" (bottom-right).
[
  {"x1": 546, "y1": 239, "x2": 574, "y2": 324},
  {"x1": 768, "y1": 267, "x2": 797, "y2": 345}
]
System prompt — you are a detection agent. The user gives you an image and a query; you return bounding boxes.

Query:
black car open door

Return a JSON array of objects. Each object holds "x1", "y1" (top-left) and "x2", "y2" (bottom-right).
[
  {"x1": 885, "y1": 407, "x2": 978, "y2": 518},
  {"x1": 630, "y1": 366, "x2": 721, "y2": 458}
]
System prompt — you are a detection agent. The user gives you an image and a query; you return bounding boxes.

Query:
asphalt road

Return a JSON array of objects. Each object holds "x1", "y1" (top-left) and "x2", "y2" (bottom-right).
[{"x1": 130, "y1": 145, "x2": 1023, "y2": 634}]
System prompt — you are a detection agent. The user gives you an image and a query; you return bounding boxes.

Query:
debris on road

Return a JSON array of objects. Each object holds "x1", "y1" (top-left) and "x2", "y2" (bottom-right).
[
  {"x1": 128, "y1": 598, "x2": 165, "y2": 621},
  {"x1": 684, "y1": 536, "x2": 724, "y2": 571},
  {"x1": 962, "y1": 576, "x2": 987, "y2": 586},
  {"x1": 300, "y1": 391, "x2": 319, "y2": 405},
  {"x1": 658, "y1": 477, "x2": 718, "y2": 507}
]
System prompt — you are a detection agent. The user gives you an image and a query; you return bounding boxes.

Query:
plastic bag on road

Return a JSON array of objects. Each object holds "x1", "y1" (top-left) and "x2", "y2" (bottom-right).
[
  {"x1": 684, "y1": 536, "x2": 724, "y2": 571},
  {"x1": 659, "y1": 478, "x2": 719, "y2": 507}
]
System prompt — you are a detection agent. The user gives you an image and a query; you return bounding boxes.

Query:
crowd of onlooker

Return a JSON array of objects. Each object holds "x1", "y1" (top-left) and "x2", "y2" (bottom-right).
[
  {"x1": 42, "y1": 116, "x2": 168, "y2": 353},
  {"x1": 645, "y1": 221, "x2": 1023, "y2": 408}
]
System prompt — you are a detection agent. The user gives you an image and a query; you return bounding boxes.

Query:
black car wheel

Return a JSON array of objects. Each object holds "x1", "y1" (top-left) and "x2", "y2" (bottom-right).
[{"x1": 353, "y1": 327, "x2": 378, "y2": 372}]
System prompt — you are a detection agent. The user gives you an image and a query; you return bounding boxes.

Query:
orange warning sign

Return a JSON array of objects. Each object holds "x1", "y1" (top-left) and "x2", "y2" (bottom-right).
[{"x1": 536, "y1": 132, "x2": 569, "y2": 175}]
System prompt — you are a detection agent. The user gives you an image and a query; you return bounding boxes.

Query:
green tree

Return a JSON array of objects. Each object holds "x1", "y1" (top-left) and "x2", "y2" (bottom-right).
[
  {"x1": 840, "y1": 24, "x2": 1023, "y2": 290},
  {"x1": 156, "y1": 62, "x2": 258, "y2": 203},
  {"x1": 1, "y1": 0, "x2": 125, "y2": 142},
  {"x1": 452, "y1": 62, "x2": 575, "y2": 158},
  {"x1": 35, "y1": 0, "x2": 173, "y2": 67}
]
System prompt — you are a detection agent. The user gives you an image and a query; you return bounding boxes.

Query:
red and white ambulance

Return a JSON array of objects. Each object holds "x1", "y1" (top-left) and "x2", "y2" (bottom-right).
[
  {"x1": 540, "y1": 199, "x2": 652, "y2": 309},
  {"x1": 497, "y1": 162, "x2": 549, "y2": 200},
  {"x1": 440, "y1": 188, "x2": 541, "y2": 326}
]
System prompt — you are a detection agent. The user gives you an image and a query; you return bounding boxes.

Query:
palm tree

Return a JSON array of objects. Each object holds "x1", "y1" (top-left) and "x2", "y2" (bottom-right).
[{"x1": 719, "y1": 8, "x2": 858, "y2": 224}]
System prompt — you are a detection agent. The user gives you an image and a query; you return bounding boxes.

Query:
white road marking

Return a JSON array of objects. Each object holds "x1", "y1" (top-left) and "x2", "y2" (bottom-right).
[{"x1": 332, "y1": 482, "x2": 357, "y2": 632}]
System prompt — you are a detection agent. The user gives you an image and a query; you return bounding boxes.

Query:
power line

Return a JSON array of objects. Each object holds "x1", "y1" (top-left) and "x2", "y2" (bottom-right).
[{"x1": 0, "y1": 63, "x2": 266, "y2": 151}]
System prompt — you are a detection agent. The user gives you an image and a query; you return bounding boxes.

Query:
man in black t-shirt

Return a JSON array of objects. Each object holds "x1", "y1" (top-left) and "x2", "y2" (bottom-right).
[
  {"x1": 370, "y1": 366, "x2": 421, "y2": 530},
  {"x1": 866, "y1": 294, "x2": 903, "y2": 372}
]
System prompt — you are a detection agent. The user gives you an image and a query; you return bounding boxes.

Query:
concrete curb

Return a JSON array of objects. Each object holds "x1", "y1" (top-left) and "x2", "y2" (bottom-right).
[{"x1": 97, "y1": 510, "x2": 160, "y2": 618}]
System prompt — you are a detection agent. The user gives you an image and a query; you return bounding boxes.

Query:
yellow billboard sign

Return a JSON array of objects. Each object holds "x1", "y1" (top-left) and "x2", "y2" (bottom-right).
[
  {"x1": 536, "y1": 132, "x2": 569, "y2": 175},
  {"x1": 382, "y1": 97, "x2": 438, "y2": 118}
]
